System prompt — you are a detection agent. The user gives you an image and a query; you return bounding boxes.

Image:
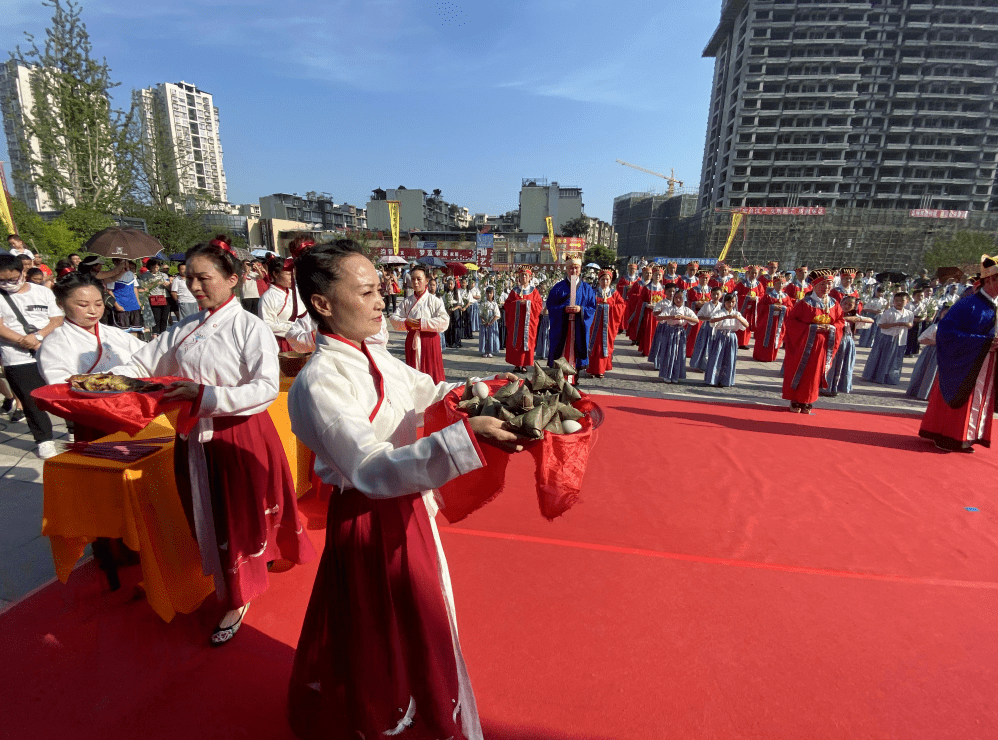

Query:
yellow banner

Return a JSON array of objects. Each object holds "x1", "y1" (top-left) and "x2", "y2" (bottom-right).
[
  {"x1": 718, "y1": 212, "x2": 743, "y2": 262},
  {"x1": 545, "y1": 216, "x2": 557, "y2": 261},
  {"x1": 0, "y1": 169, "x2": 16, "y2": 237},
  {"x1": 387, "y1": 200, "x2": 401, "y2": 255}
]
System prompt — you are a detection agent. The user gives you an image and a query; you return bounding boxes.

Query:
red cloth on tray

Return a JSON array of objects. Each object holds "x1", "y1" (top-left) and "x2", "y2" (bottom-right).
[
  {"x1": 31, "y1": 376, "x2": 195, "y2": 437},
  {"x1": 423, "y1": 378, "x2": 600, "y2": 522}
]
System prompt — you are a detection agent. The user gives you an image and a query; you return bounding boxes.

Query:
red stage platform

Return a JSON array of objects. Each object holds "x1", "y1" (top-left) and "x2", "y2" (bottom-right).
[{"x1": 2, "y1": 396, "x2": 996, "y2": 739}]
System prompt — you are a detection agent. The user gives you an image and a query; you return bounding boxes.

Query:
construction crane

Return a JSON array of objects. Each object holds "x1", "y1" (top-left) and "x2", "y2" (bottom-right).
[{"x1": 616, "y1": 160, "x2": 684, "y2": 198}]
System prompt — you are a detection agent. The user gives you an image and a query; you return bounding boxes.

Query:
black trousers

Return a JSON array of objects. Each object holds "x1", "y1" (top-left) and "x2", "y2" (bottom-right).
[
  {"x1": 241, "y1": 298, "x2": 260, "y2": 315},
  {"x1": 150, "y1": 304, "x2": 170, "y2": 334},
  {"x1": 4, "y1": 362, "x2": 53, "y2": 443},
  {"x1": 445, "y1": 310, "x2": 463, "y2": 348}
]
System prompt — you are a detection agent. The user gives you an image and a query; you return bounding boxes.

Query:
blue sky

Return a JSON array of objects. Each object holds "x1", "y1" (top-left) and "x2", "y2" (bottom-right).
[{"x1": 1, "y1": 0, "x2": 721, "y2": 222}]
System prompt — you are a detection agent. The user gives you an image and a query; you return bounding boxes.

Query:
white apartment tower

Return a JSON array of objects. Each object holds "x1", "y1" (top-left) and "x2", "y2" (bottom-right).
[
  {"x1": 133, "y1": 81, "x2": 227, "y2": 205},
  {"x1": 0, "y1": 60, "x2": 70, "y2": 212}
]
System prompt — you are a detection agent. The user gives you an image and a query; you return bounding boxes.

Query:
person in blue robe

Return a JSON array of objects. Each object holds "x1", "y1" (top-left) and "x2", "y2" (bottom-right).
[{"x1": 546, "y1": 259, "x2": 597, "y2": 375}]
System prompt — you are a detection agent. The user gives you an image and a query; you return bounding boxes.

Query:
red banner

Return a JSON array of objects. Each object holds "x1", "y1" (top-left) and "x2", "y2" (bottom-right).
[
  {"x1": 371, "y1": 244, "x2": 493, "y2": 268},
  {"x1": 734, "y1": 207, "x2": 826, "y2": 216},
  {"x1": 909, "y1": 209, "x2": 968, "y2": 220}
]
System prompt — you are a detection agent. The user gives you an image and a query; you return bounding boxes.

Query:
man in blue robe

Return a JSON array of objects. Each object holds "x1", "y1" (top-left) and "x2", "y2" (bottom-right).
[
  {"x1": 547, "y1": 257, "x2": 597, "y2": 378},
  {"x1": 919, "y1": 255, "x2": 998, "y2": 452}
]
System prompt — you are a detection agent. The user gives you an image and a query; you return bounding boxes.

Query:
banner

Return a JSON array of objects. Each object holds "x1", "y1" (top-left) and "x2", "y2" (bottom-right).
[
  {"x1": 372, "y1": 242, "x2": 493, "y2": 269},
  {"x1": 909, "y1": 209, "x2": 968, "y2": 220},
  {"x1": 0, "y1": 166, "x2": 16, "y2": 236},
  {"x1": 545, "y1": 216, "x2": 557, "y2": 262},
  {"x1": 734, "y1": 207, "x2": 825, "y2": 216},
  {"x1": 541, "y1": 236, "x2": 587, "y2": 251},
  {"x1": 476, "y1": 233, "x2": 493, "y2": 265},
  {"x1": 387, "y1": 200, "x2": 401, "y2": 255},
  {"x1": 718, "y1": 212, "x2": 743, "y2": 262}
]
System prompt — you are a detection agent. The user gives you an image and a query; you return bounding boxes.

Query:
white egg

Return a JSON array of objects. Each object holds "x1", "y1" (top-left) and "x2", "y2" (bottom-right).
[
  {"x1": 473, "y1": 382, "x2": 490, "y2": 400},
  {"x1": 562, "y1": 419, "x2": 582, "y2": 434}
]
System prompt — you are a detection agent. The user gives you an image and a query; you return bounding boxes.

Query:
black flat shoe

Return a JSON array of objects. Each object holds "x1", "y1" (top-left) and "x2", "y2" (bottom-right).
[{"x1": 210, "y1": 604, "x2": 248, "y2": 647}]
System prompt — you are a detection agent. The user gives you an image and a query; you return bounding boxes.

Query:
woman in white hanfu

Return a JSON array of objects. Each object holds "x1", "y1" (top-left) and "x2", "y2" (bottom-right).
[
  {"x1": 259, "y1": 256, "x2": 308, "y2": 351},
  {"x1": 112, "y1": 242, "x2": 315, "y2": 645},
  {"x1": 388, "y1": 264, "x2": 449, "y2": 382},
  {"x1": 287, "y1": 241, "x2": 523, "y2": 740}
]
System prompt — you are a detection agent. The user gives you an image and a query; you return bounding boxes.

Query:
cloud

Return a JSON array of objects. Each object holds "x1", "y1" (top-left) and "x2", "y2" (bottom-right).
[{"x1": 497, "y1": 64, "x2": 665, "y2": 112}]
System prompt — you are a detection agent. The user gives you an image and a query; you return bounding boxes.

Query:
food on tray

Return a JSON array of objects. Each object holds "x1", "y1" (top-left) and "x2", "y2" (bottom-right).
[
  {"x1": 68, "y1": 373, "x2": 166, "y2": 393},
  {"x1": 458, "y1": 360, "x2": 588, "y2": 438}
]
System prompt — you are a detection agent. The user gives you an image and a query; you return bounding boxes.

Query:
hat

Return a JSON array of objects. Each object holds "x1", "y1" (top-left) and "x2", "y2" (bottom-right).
[
  {"x1": 840, "y1": 267, "x2": 858, "y2": 277},
  {"x1": 516, "y1": 266, "x2": 533, "y2": 276},
  {"x1": 807, "y1": 268, "x2": 835, "y2": 285},
  {"x1": 980, "y1": 254, "x2": 998, "y2": 280},
  {"x1": 599, "y1": 269, "x2": 614, "y2": 278},
  {"x1": 80, "y1": 255, "x2": 103, "y2": 268},
  {"x1": 696, "y1": 269, "x2": 712, "y2": 277}
]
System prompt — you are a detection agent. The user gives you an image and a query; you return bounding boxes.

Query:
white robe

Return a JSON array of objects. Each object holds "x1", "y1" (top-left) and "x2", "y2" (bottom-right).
[
  {"x1": 286, "y1": 314, "x2": 388, "y2": 353},
  {"x1": 37, "y1": 320, "x2": 145, "y2": 385},
  {"x1": 288, "y1": 332, "x2": 486, "y2": 740},
  {"x1": 258, "y1": 284, "x2": 305, "y2": 339},
  {"x1": 111, "y1": 296, "x2": 281, "y2": 598},
  {"x1": 388, "y1": 291, "x2": 449, "y2": 367}
]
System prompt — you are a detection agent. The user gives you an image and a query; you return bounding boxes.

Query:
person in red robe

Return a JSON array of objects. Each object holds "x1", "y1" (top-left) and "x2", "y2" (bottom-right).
[
  {"x1": 830, "y1": 267, "x2": 862, "y2": 311},
  {"x1": 919, "y1": 255, "x2": 998, "y2": 452},
  {"x1": 686, "y1": 269, "x2": 713, "y2": 358},
  {"x1": 759, "y1": 260, "x2": 780, "y2": 289},
  {"x1": 588, "y1": 269, "x2": 627, "y2": 378},
  {"x1": 709, "y1": 262, "x2": 736, "y2": 293},
  {"x1": 678, "y1": 261, "x2": 700, "y2": 291},
  {"x1": 734, "y1": 264, "x2": 764, "y2": 348},
  {"x1": 625, "y1": 265, "x2": 652, "y2": 342},
  {"x1": 503, "y1": 266, "x2": 544, "y2": 372},
  {"x1": 617, "y1": 263, "x2": 640, "y2": 302},
  {"x1": 753, "y1": 273, "x2": 794, "y2": 362},
  {"x1": 637, "y1": 267, "x2": 667, "y2": 357},
  {"x1": 781, "y1": 269, "x2": 845, "y2": 414},
  {"x1": 785, "y1": 265, "x2": 810, "y2": 303}
]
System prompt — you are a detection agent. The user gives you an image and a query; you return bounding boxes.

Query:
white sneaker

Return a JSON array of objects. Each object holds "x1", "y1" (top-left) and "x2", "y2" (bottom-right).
[{"x1": 36, "y1": 440, "x2": 59, "y2": 459}]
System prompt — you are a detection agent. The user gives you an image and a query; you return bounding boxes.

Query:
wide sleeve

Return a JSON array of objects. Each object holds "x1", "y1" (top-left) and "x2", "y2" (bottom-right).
[
  {"x1": 420, "y1": 296, "x2": 450, "y2": 332},
  {"x1": 286, "y1": 315, "x2": 318, "y2": 352},
  {"x1": 388, "y1": 297, "x2": 409, "y2": 331},
  {"x1": 289, "y1": 374, "x2": 484, "y2": 500},
  {"x1": 112, "y1": 327, "x2": 181, "y2": 378},
  {"x1": 196, "y1": 321, "x2": 280, "y2": 417},
  {"x1": 258, "y1": 290, "x2": 293, "y2": 339},
  {"x1": 36, "y1": 331, "x2": 76, "y2": 385},
  {"x1": 580, "y1": 283, "x2": 597, "y2": 326}
]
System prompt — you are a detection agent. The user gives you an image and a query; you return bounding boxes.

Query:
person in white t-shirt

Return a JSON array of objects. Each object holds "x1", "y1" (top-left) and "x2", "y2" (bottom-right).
[
  {"x1": 241, "y1": 259, "x2": 262, "y2": 314},
  {"x1": 6, "y1": 234, "x2": 33, "y2": 259},
  {"x1": 0, "y1": 253, "x2": 64, "y2": 457},
  {"x1": 170, "y1": 262, "x2": 199, "y2": 318}
]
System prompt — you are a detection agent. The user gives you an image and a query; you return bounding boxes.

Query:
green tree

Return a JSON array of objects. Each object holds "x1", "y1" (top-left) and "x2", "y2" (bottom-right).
[
  {"x1": 922, "y1": 231, "x2": 997, "y2": 272},
  {"x1": 125, "y1": 91, "x2": 192, "y2": 208},
  {"x1": 561, "y1": 216, "x2": 590, "y2": 238},
  {"x1": 10, "y1": 0, "x2": 134, "y2": 212},
  {"x1": 583, "y1": 244, "x2": 617, "y2": 269},
  {"x1": 1, "y1": 198, "x2": 82, "y2": 260},
  {"x1": 123, "y1": 202, "x2": 208, "y2": 255},
  {"x1": 55, "y1": 205, "x2": 113, "y2": 244}
]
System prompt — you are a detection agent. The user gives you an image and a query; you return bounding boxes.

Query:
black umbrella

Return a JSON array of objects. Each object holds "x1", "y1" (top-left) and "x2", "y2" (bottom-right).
[
  {"x1": 84, "y1": 227, "x2": 164, "y2": 260},
  {"x1": 417, "y1": 256, "x2": 447, "y2": 268},
  {"x1": 875, "y1": 271, "x2": 908, "y2": 284}
]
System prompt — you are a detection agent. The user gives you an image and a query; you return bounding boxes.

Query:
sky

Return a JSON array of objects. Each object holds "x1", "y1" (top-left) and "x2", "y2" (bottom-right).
[{"x1": 0, "y1": 0, "x2": 722, "y2": 223}]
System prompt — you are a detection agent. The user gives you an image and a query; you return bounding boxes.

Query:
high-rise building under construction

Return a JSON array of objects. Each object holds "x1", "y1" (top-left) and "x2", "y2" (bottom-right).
[{"x1": 699, "y1": 0, "x2": 998, "y2": 215}]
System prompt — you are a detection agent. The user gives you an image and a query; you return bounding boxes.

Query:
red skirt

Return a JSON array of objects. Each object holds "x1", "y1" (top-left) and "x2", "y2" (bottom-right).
[
  {"x1": 919, "y1": 375, "x2": 994, "y2": 451},
  {"x1": 288, "y1": 490, "x2": 473, "y2": 740},
  {"x1": 404, "y1": 330, "x2": 446, "y2": 383},
  {"x1": 685, "y1": 322, "x2": 701, "y2": 358},
  {"x1": 174, "y1": 412, "x2": 316, "y2": 609},
  {"x1": 637, "y1": 306, "x2": 657, "y2": 357},
  {"x1": 278, "y1": 337, "x2": 293, "y2": 352}
]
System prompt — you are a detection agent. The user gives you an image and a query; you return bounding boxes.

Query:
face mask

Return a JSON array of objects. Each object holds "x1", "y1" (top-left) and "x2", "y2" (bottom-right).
[{"x1": 0, "y1": 275, "x2": 25, "y2": 293}]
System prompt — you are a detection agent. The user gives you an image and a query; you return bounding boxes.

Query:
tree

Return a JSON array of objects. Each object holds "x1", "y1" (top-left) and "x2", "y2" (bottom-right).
[
  {"x1": 583, "y1": 244, "x2": 617, "y2": 269},
  {"x1": 1, "y1": 197, "x2": 84, "y2": 260},
  {"x1": 56, "y1": 205, "x2": 113, "y2": 244},
  {"x1": 561, "y1": 216, "x2": 590, "y2": 238},
  {"x1": 11, "y1": 0, "x2": 134, "y2": 213},
  {"x1": 922, "y1": 231, "x2": 997, "y2": 272},
  {"x1": 123, "y1": 202, "x2": 208, "y2": 255},
  {"x1": 125, "y1": 91, "x2": 193, "y2": 209}
]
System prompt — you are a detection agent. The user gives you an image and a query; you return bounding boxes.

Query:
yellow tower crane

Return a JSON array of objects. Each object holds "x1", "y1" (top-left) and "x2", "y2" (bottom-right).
[{"x1": 615, "y1": 160, "x2": 684, "y2": 198}]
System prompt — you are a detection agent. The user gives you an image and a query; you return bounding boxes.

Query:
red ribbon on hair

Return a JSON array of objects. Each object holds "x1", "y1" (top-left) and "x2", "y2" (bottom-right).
[
  {"x1": 290, "y1": 239, "x2": 315, "y2": 259},
  {"x1": 209, "y1": 238, "x2": 237, "y2": 257},
  {"x1": 282, "y1": 257, "x2": 295, "y2": 271}
]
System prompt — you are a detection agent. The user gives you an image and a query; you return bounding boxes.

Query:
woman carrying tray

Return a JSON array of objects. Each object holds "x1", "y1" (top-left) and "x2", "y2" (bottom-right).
[
  {"x1": 111, "y1": 241, "x2": 315, "y2": 645},
  {"x1": 287, "y1": 241, "x2": 522, "y2": 740}
]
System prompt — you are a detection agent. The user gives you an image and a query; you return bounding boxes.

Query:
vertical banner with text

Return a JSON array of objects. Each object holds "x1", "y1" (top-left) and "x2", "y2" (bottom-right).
[
  {"x1": 718, "y1": 212, "x2": 743, "y2": 262},
  {"x1": 387, "y1": 200, "x2": 401, "y2": 255},
  {"x1": 0, "y1": 166, "x2": 16, "y2": 237},
  {"x1": 545, "y1": 216, "x2": 557, "y2": 261}
]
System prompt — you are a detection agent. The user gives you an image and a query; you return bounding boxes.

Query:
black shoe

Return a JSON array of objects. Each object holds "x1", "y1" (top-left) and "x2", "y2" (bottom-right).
[
  {"x1": 10, "y1": 410, "x2": 24, "y2": 423},
  {"x1": 1, "y1": 398, "x2": 12, "y2": 414},
  {"x1": 211, "y1": 604, "x2": 249, "y2": 647}
]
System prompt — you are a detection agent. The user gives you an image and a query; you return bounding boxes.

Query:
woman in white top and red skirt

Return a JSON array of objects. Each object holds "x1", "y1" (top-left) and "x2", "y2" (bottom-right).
[
  {"x1": 287, "y1": 241, "x2": 523, "y2": 740},
  {"x1": 259, "y1": 255, "x2": 308, "y2": 351},
  {"x1": 112, "y1": 240, "x2": 315, "y2": 645}
]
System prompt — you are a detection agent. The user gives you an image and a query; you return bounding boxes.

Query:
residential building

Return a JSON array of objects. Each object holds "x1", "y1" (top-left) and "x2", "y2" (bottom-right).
[
  {"x1": 613, "y1": 192, "x2": 698, "y2": 259},
  {"x1": 0, "y1": 60, "x2": 71, "y2": 211},
  {"x1": 259, "y1": 192, "x2": 366, "y2": 232},
  {"x1": 699, "y1": 0, "x2": 998, "y2": 214},
  {"x1": 583, "y1": 215, "x2": 617, "y2": 251},
  {"x1": 238, "y1": 203, "x2": 261, "y2": 219},
  {"x1": 519, "y1": 179, "x2": 584, "y2": 234},
  {"x1": 366, "y1": 187, "x2": 469, "y2": 232},
  {"x1": 132, "y1": 81, "x2": 227, "y2": 205}
]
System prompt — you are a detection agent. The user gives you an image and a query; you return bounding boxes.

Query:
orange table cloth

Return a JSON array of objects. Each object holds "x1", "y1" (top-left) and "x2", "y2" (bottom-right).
[{"x1": 42, "y1": 384, "x2": 313, "y2": 622}]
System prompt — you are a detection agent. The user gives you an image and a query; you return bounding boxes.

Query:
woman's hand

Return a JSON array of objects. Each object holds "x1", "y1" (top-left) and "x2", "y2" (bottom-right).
[
  {"x1": 468, "y1": 415, "x2": 525, "y2": 453},
  {"x1": 496, "y1": 372, "x2": 519, "y2": 382},
  {"x1": 162, "y1": 381, "x2": 200, "y2": 402}
]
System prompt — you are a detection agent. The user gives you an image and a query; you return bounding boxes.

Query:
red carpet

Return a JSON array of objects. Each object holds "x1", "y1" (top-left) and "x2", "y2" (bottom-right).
[{"x1": 2, "y1": 396, "x2": 996, "y2": 739}]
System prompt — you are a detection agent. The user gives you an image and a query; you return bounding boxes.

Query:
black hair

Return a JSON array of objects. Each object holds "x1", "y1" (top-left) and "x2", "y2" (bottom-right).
[
  {"x1": 709, "y1": 285, "x2": 723, "y2": 293},
  {"x1": 267, "y1": 256, "x2": 287, "y2": 281},
  {"x1": 53, "y1": 271, "x2": 103, "y2": 304},
  {"x1": 78, "y1": 255, "x2": 103, "y2": 275},
  {"x1": 409, "y1": 265, "x2": 429, "y2": 280},
  {"x1": 0, "y1": 254, "x2": 25, "y2": 273},
  {"x1": 54, "y1": 259, "x2": 72, "y2": 273},
  {"x1": 294, "y1": 239, "x2": 365, "y2": 322},
  {"x1": 17, "y1": 253, "x2": 32, "y2": 263},
  {"x1": 722, "y1": 292, "x2": 737, "y2": 302},
  {"x1": 6, "y1": 233, "x2": 21, "y2": 243},
  {"x1": 185, "y1": 239, "x2": 242, "y2": 279},
  {"x1": 25, "y1": 267, "x2": 44, "y2": 282},
  {"x1": 145, "y1": 258, "x2": 160, "y2": 270},
  {"x1": 68, "y1": 253, "x2": 80, "y2": 260}
]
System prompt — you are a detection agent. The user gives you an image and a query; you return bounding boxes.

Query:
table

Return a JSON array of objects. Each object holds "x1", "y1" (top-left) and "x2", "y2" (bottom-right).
[{"x1": 42, "y1": 383, "x2": 314, "y2": 622}]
